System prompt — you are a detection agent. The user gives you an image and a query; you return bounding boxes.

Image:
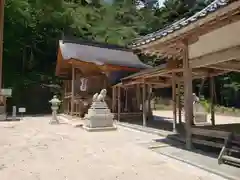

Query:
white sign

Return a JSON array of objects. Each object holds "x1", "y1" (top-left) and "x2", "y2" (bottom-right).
[
  {"x1": 80, "y1": 78, "x2": 88, "y2": 91},
  {"x1": 1, "y1": 89, "x2": 12, "y2": 97},
  {"x1": 19, "y1": 107, "x2": 26, "y2": 113}
]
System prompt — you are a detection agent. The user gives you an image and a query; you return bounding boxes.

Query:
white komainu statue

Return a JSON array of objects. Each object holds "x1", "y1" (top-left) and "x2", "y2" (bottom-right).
[
  {"x1": 92, "y1": 89, "x2": 107, "y2": 102},
  {"x1": 92, "y1": 93, "x2": 99, "y2": 102},
  {"x1": 192, "y1": 93, "x2": 200, "y2": 104},
  {"x1": 97, "y1": 89, "x2": 107, "y2": 102}
]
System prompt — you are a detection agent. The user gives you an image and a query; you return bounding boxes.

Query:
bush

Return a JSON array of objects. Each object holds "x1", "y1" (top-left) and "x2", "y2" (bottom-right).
[{"x1": 199, "y1": 99, "x2": 210, "y2": 113}]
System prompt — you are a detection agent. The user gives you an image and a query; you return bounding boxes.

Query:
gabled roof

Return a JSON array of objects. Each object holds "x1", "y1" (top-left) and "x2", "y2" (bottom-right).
[
  {"x1": 130, "y1": 0, "x2": 231, "y2": 48},
  {"x1": 59, "y1": 39, "x2": 151, "y2": 69}
]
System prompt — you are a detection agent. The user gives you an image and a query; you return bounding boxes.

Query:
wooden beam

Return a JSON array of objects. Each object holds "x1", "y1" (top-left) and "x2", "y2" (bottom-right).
[
  {"x1": 177, "y1": 82, "x2": 182, "y2": 124},
  {"x1": 0, "y1": 0, "x2": 4, "y2": 90},
  {"x1": 210, "y1": 77, "x2": 215, "y2": 126},
  {"x1": 172, "y1": 73, "x2": 177, "y2": 133},
  {"x1": 112, "y1": 87, "x2": 116, "y2": 112},
  {"x1": 136, "y1": 84, "x2": 141, "y2": 108},
  {"x1": 141, "y1": 68, "x2": 184, "y2": 79},
  {"x1": 117, "y1": 86, "x2": 121, "y2": 121},
  {"x1": 147, "y1": 84, "x2": 153, "y2": 120},
  {"x1": 208, "y1": 61, "x2": 240, "y2": 72},
  {"x1": 142, "y1": 82, "x2": 147, "y2": 127},
  {"x1": 191, "y1": 128, "x2": 230, "y2": 139},
  {"x1": 121, "y1": 78, "x2": 171, "y2": 87},
  {"x1": 190, "y1": 46, "x2": 240, "y2": 68},
  {"x1": 121, "y1": 81, "x2": 139, "y2": 86},
  {"x1": 124, "y1": 88, "x2": 128, "y2": 112},
  {"x1": 64, "y1": 80, "x2": 67, "y2": 113},
  {"x1": 71, "y1": 66, "x2": 75, "y2": 116},
  {"x1": 183, "y1": 41, "x2": 193, "y2": 150}
]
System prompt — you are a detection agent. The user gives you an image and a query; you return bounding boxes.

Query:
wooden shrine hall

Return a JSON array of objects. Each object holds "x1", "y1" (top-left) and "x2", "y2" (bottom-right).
[
  {"x1": 55, "y1": 0, "x2": 240, "y2": 166},
  {"x1": 115, "y1": 0, "x2": 240, "y2": 165},
  {"x1": 55, "y1": 37, "x2": 150, "y2": 117}
]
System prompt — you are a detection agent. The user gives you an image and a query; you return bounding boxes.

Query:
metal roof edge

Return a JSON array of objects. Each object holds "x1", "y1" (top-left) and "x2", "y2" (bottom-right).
[{"x1": 60, "y1": 36, "x2": 132, "y2": 52}]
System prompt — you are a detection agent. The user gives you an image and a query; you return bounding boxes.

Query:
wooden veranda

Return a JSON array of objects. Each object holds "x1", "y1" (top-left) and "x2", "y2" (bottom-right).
[
  {"x1": 122, "y1": 0, "x2": 240, "y2": 150},
  {"x1": 111, "y1": 66, "x2": 172, "y2": 126}
]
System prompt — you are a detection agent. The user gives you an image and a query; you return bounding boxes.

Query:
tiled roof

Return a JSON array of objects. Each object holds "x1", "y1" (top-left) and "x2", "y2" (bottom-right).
[{"x1": 130, "y1": 0, "x2": 230, "y2": 48}]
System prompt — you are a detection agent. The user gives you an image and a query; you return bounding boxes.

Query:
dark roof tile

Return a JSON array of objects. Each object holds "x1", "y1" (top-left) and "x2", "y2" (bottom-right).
[{"x1": 130, "y1": 0, "x2": 230, "y2": 48}]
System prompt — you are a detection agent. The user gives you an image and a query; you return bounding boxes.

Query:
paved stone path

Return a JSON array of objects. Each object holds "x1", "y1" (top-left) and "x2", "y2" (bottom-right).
[{"x1": 0, "y1": 116, "x2": 228, "y2": 180}]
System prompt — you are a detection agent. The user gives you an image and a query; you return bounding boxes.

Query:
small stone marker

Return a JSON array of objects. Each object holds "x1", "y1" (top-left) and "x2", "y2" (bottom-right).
[
  {"x1": 12, "y1": 106, "x2": 17, "y2": 121},
  {"x1": 18, "y1": 107, "x2": 26, "y2": 119}
]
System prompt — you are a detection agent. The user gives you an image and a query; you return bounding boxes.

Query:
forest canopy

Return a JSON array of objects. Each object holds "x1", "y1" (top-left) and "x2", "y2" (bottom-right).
[{"x1": 3, "y1": 0, "x2": 240, "y2": 111}]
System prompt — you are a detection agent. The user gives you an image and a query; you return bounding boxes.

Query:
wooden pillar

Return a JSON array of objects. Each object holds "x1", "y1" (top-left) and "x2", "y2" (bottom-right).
[
  {"x1": 147, "y1": 85, "x2": 153, "y2": 120},
  {"x1": 71, "y1": 66, "x2": 75, "y2": 116},
  {"x1": 66, "y1": 97, "x2": 68, "y2": 114},
  {"x1": 172, "y1": 73, "x2": 177, "y2": 133},
  {"x1": 177, "y1": 82, "x2": 182, "y2": 124},
  {"x1": 0, "y1": 0, "x2": 5, "y2": 91},
  {"x1": 183, "y1": 42, "x2": 193, "y2": 150},
  {"x1": 124, "y1": 88, "x2": 128, "y2": 112},
  {"x1": 117, "y1": 86, "x2": 121, "y2": 121},
  {"x1": 103, "y1": 75, "x2": 107, "y2": 89},
  {"x1": 210, "y1": 76, "x2": 215, "y2": 125},
  {"x1": 112, "y1": 86, "x2": 116, "y2": 112},
  {"x1": 63, "y1": 80, "x2": 67, "y2": 113},
  {"x1": 136, "y1": 84, "x2": 140, "y2": 107},
  {"x1": 142, "y1": 83, "x2": 147, "y2": 126}
]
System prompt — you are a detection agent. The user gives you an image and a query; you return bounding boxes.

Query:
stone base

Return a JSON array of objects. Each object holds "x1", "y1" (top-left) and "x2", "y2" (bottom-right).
[
  {"x1": 49, "y1": 120, "x2": 59, "y2": 125},
  {"x1": 0, "y1": 114, "x2": 7, "y2": 121},
  {"x1": 82, "y1": 125, "x2": 117, "y2": 132},
  {"x1": 86, "y1": 117, "x2": 114, "y2": 128},
  {"x1": 194, "y1": 113, "x2": 208, "y2": 123}
]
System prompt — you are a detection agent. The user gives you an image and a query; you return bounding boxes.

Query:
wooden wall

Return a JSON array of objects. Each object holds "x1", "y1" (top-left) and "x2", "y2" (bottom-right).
[{"x1": 63, "y1": 72, "x2": 112, "y2": 117}]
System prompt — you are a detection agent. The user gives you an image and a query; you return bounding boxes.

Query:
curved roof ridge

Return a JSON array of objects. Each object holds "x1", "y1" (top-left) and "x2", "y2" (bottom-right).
[
  {"x1": 130, "y1": 0, "x2": 230, "y2": 48},
  {"x1": 62, "y1": 36, "x2": 132, "y2": 52}
]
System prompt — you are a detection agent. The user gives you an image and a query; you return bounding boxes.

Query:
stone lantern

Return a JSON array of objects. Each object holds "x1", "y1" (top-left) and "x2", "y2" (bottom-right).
[{"x1": 49, "y1": 95, "x2": 61, "y2": 124}]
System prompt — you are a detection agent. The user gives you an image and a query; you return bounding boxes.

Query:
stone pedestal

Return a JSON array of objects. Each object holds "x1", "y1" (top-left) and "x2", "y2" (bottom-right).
[
  {"x1": 193, "y1": 102, "x2": 208, "y2": 124},
  {"x1": 83, "y1": 101, "x2": 117, "y2": 131},
  {"x1": 0, "y1": 106, "x2": 6, "y2": 121}
]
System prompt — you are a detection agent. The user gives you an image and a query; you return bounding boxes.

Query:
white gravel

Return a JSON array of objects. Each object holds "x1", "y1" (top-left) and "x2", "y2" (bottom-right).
[{"x1": 0, "y1": 116, "x2": 227, "y2": 180}]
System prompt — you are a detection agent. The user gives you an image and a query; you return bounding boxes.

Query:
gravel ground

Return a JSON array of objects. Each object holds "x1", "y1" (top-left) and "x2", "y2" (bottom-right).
[
  {"x1": 153, "y1": 110, "x2": 240, "y2": 124},
  {"x1": 0, "y1": 116, "x2": 227, "y2": 180}
]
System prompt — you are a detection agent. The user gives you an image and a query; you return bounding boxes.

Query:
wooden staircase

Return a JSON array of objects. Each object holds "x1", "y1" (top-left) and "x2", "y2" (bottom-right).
[{"x1": 218, "y1": 133, "x2": 240, "y2": 167}]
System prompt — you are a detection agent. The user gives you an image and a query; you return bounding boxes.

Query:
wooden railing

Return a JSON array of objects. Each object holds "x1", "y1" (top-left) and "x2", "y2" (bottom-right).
[
  {"x1": 191, "y1": 128, "x2": 229, "y2": 148},
  {"x1": 218, "y1": 133, "x2": 240, "y2": 167}
]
